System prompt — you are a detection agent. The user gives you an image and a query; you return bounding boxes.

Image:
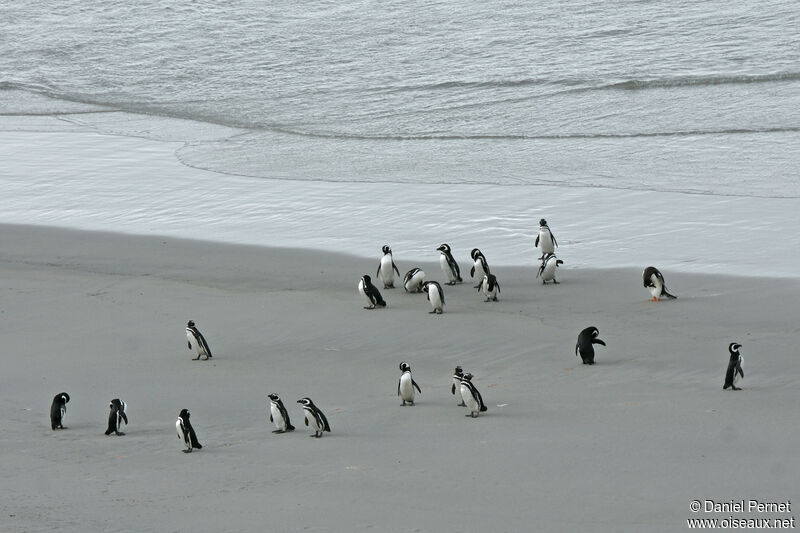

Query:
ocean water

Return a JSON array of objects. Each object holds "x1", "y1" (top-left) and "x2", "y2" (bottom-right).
[{"x1": 1, "y1": 0, "x2": 799, "y2": 275}]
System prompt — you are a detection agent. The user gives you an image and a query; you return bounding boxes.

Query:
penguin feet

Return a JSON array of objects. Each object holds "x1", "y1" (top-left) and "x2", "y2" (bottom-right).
[
  {"x1": 272, "y1": 429, "x2": 285, "y2": 433},
  {"x1": 553, "y1": 280, "x2": 560, "y2": 284},
  {"x1": 429, "y1": 310, "x2": 436, "y2": 314},
  {"x1": 116, "y1": 432, "x2": 125, "y2": 436},
  {"x1": 182, "y1": 449, "x2": 192, "y2": 453},
  {"x1": 363, "y1": 305, "x2": 374, "y2": 310},
  {"x1": 458, "y1": 402, "x2": 466, "y2": 407}
]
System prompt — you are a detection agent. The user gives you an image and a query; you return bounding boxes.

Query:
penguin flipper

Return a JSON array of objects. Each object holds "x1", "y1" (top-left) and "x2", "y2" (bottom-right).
[
  {"x1": 451, "y1": 383, "x2": 456, "y2": 395},
  {"x1": 412, "y1": 379, "x2": 422, "y2": 394},
  {"x1": 575, "y1": 343, "x2": 580, "y2": 356},
  {"x1": 397, "y1": 379, "x2": 401, "y2": 397},
  {"x1": 552, "y1": 233, "x2": 558, "y2": 247},
  {"x1": 188, "y1": 341, "x2": 192, "y2": 350},
  {"x1": 376, "y1": 263, "x2": 381, "y2": 277},
  {"x1": 535, "y1": 235, "x2": 540, "y2": 247},
  {"x1": 470, "y1": 265, "x2": 475, "y2": 277},
  {"x1": 393, "y1": 262, "x2": 400, "y2": 276},
  {"x1": 592, "y1": 339, "x2": 606, "y2": 346},
  {"x1": 269, "y1": 414, "x2": 273, "y2": 423}
]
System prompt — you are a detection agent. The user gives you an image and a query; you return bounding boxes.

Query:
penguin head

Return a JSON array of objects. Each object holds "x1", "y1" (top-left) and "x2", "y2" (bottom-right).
[
  {"x1": 268, "y1": 393, "x2": 279, "y2": 402},
  {"x1": 729, "y1": 342, "x2": 742, "y2": 355},
  {"x1": 437, "y1": 243, "x2": 450, "y2": 254},
  {"x1": 179, "y1": 409, "x2": 190, "y2": 419},
  {"x1": 399, "y1": 361, "x2": 410, "y2": 372},
  {"x1": 591, "y1": 328, "x2": 600, "y2": 338},
  {"x1": 187, "y1": 320, "x2": 195, "y2": 327},
  {"x1": 362, "y1": 274, "x2": 371, "y2": 285},
  {"x1": 421, "y1": 281, "x2": 430, "y2": 293},
  {"x1": 470, "y1": 248, "x2": 480, "y2": 260},
  {"x1": 454, "y1": 366, "x2": 463, "y2": 376},
  {"x1": 462, "y1": 373, "x2": 474, "y2": 381},
  {"x1": 539, "y1": 218, "x2": 548, "y2": 227},
  {"x1": 382, "y1": 245, "x2": 391, "y2": 255},
  {"x1": 297, "y1": 397, "x2": 313, "y2": 406},
  {"x1": 59, "y1": 393, "x2": 70, "y2": 404}
]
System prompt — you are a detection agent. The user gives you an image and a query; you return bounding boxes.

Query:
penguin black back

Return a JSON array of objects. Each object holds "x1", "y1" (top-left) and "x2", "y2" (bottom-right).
[{"x1": 576, "y1": 327, "x2": 606, "y2": 365}]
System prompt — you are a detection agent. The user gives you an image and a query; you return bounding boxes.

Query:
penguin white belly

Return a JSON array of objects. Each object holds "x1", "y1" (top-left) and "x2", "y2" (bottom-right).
[
  {"x1": 460, "y1": 384, "x2": 479, "y2": 413},
  {"x1": 176, "y1": 420, "x2": 189, "y2": 448},
  {"x1": 358, "y1": 280, "x2": 371, "y2": 306},
  {"x1": 379, "y1": 257, "x2": 394, "y2": 286},
  {"x1": 473, "y1": 262, "x2": 485, "y2": 280},
  {"x1": 305, "y1": 411, "x2": 320, "y2": 431},
  {"x1": 734, "y1": 356, "x2": 744, "y2": 386},
  {"x1": 407, "y1": 271, "x2": 425, "y2": 291},
  {"x1": 482, "y1": 281, "x2": 497, "y2": 299},
  {"x1": 542, "y1": 260, "x2": 557, "y2": 281},
  {"x1": 270, "y1": 403, "x2": 286, "y2": 431},
  {"x1": 539, "y1": 232, "x2": 554, "y2": 254},
  {"x1": 186, "y1": 331, "x2": 198, "y2": 354},
  {"x1": 399, "y1": 373, "x2": 415, "y2": 402},
  {"x1": 428, "y1": 285, "x2": 443, "y2": 311},
  {"x1": 439, "y1": 255, "x2": 455, "y2": 282},
  {"x1": 648, "y1": 275, "x2": 662, "y2": 298}
]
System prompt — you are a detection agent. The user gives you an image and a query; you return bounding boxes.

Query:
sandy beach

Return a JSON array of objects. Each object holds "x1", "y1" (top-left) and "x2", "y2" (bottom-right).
[{"x1": 1, "y1": 223, "x2": 797, "y2": 532}]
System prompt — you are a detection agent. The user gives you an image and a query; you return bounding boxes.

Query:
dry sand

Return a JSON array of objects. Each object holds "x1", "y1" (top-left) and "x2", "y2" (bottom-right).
[{"x1": 1, "y1": 224, "x2": 797, "y2": 532}]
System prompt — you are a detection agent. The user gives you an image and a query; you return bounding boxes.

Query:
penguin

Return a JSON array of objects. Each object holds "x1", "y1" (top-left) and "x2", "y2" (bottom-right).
[
  {"x1": 536, "y1": 253, "x2": 564, "y2": 284},
  {"x1": 104, "y1": 399, "x2": 128, "y2": 436},
  {"x1": 358, "y1": 274, "x2": 387, "y2": 309},
  {"x1": 437, "y1": 244, "x2": 462, "y2": 285},
  {"x1": 469, "y1": 249, "x2": 490, "y2": 288},
  {"x1": 297, "y1": 398, "x2": 331, "y2": 438},
  {"x1": 422, "y1": 280, "x2": 445, "y2": 314},
  {"x1": 478, "y1": 273, "x2": 500, "y2": 302},
  {"x1": 176, "y1": 409, "x2": 202, "y2": 453},
  {"x1": 403, "y1": 268, "x2": 426, "y2": 293},
  {"x1": 186, "y1": 320, "x2": 212, "y2": 360},
  {"x1": 460, "y1": 373, "x2": 487, "y2": 417},
  {"x1": 535, "y1": 219, "x2": 558, "y2": 259},
  {"x1": 267, "y1": 393, "x2": 295, "y2": 433},
  {"x1": 576, "y1": 326, "x2": 606, "y2": 365},
  {"x1": 376, "y1": 245, "x2": 401, "y2": 289},
  {"x1": 452, "y1": 366, "x2": 465, "y2": 406},
  {"x1": 723, "y1": 343, "x2": 744, "y2": 391},
  {"x1": 397, "y1": 361, "x2": 422, "y2": 406},
  {"x1": 50, "y1": 392, "x2": 70, "y2": 430},
  {"x1": 642, "y1": 266, "x2": 677, "y2": 302}
]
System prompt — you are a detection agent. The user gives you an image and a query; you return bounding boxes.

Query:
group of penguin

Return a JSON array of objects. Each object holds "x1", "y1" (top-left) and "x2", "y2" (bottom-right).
[{"x1": 47, "y1": 219, "x2": 747, "y2": 451}]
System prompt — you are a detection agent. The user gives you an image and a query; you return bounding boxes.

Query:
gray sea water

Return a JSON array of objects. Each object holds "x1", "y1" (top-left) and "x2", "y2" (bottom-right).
[{"x1": 1, "y1": 0, "x2": 799, "y2": 274}]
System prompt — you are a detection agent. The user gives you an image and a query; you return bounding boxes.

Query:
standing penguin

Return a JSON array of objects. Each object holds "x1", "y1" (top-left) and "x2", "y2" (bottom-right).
[
  {"x1": 376, "y1": 245, "x2": 401, "y2": 289},
  {"x1": 642, "y1": 266, "x2": 677, "y2": 301},
  {"x1": 104, "y1": 399, "x2": 128, "y2": 436},
  {"x1": 358, "y1": 274, "x2": 387, "y2": 309},
  {"x1": 437, "y1": 244, "x2": 462, "y2": 285},
  {"x1": 535, "y1": 219, "x2": 558, "y2": 259},
  {"x1": 422, "y1": 280, "x2": 445, "y2": 314},
  {"x1": 536, "y1": 253, "x2": 564, "y2": 284},
  {"x1": 452, "y1": 366, "x2": 465, "y2": 406},
  {"x1": 576, "y1": 327, "x2": 606, "y2": 365},
  {"x1": 186, "y1": 320, "x2": 212, "y2": 360},
  {"x1": 469, "y1": 249, "x2": 490, "y2": 288},
  {"x1": 176, "y1": 409, "x2": 202, "y2": 453},
  {"x1": 403, "y1": 268, "x2": 426, "y2": 293},
  {"x1": 50, "y1": 392, "x2": 70, "y2": 430},
  {"x1": 267, "y1": 393, "x2": 295, "y2": 433},
  {"x1": 723, "y1": 343, "x2": 744, "y2": 391},
  {"x1": 297, "y1": 398, "x2": 331, "y2": 438},
  {"x1": 397, "y1": 361, "x2": 422, "y2": 406},
  {"x1": 478, "y1": 273, "x2": 501, "y2": 302},
  {"x1": 460, "y1": 373, "x2": 487, "y2": 417}
]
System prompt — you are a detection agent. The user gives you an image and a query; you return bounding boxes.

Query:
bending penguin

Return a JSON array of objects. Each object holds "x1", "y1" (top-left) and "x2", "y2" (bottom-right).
[
  {"x1": 104, "y1": 399, "x2": 128, "y2": 436},
  {"x1": 437, "y1": 244, "x2": 462, "y2": 285},
  {"x1": 478, "y1": 273, "x2": 500, "y2": 302},
  {"x1": 452, "y1": 366, "x2": 465, "y2": 406},
  {"x1": 186, "y1": 320, "x2": 212, "y2": 360},
  {"x1": 422, "y1": 280, "x2": 445, "y2": 314},
  {"x1": 535, "y1": 219, "x2": 558, "y2": 259},
  {"x1": 50, "y1": 392, "x2": 70, "y2": 430},
  {"x1": 469, "y1": 249, "x2": 490, "y2": 288},
  {"x1": 377, "y1": 245, "x2": 401, "y2": 289},
  {"x1": 723, "y1": 343, "x2": 744, "y2": 391},
  {"x1": 358, "y1": 274, "x2": 387, "y2": 309},
  {"x1": 176, "y1": 409, "x2": 202, "y2": 453},
  {"x1": 397, "y1": 361, "x2": 422, "y2": 406},
  {"x1": 460, "y1": 373, "x2": 487, "y2": 417},
  {"x1": 268, "y1": 393, "x2": 295, "y2": 433},
  {"x1": 403, "y1": 267, "x2": 426, "y2": 293},
  {"x1": 576, "y1": 326, "x2": 606, "y2": 365},
  {"x1": 297, "y1": 397, "x2": 331, "y2": 438},
  {"x1": 642, "y1": 266, "x2": 677, "y2": 302},
  {"x1": 536, "y1": 253, "x2": 564, "y2": 284}
]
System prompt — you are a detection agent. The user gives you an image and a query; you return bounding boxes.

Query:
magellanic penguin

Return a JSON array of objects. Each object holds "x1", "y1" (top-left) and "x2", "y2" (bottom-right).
[
  {"x1": 176, "y1": 409, "x2": 202, "y2": 453},
  {"x1": 398, "y1": 361, "x2": 422, "y2": 406},
  {"x1": 723, "y1": 343, "x2": 744, "y2": 391},
  {"x1": 452, "y1": 366, "x2": 465, "y2": 406},
  {"x1": 469, "y1": 248, "x2": 490, "y2": 288},
  {"x1": 359, "y1": 274, "x2": 387, "y2": 309},
  {"x1": 536, "y1": 253, "x2": 564, "y2": 284},
  {"x1": 403, "y1": 268, "x2": 426, "y2": 293},
  {"x1": 377, "y1": 245, "x2": 401, "y2": 289},
  {"x1": 576, "y1": 326, "x2": 606, "y2": 365},
  {"x1": 478, "y1": 273, "x2": 500, "y2": 302},
  {"x1": 50, "y1": 392, "x2": 70, "y2": 430},
  {"x1": 186, "y1": 320, "x2": 212, "y2": 360},
  {"x1": 297, "y1": 397, "x2": 331, "y2": 438},
  {"x1": 104, "y1": 399, "x2": 128, "y2": 436},
  {"x1": 422, "y1": 280, "x2": 445, "y2": 314},
  {"x1": 535, "y1": 219, "x2": 558, "y2": 259},
  {"x1": 437, "y1": 244, "x2": 462, "y2": 285},
  {"x1": 642, "y1": 266, "x2": 677, "y2": 302},
  {"x1": 460, "y1": 373, "x2": 487, "y2": 417},
  {"x1": 268, "y1": 393, "x2": 295, "y2": 433}
]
